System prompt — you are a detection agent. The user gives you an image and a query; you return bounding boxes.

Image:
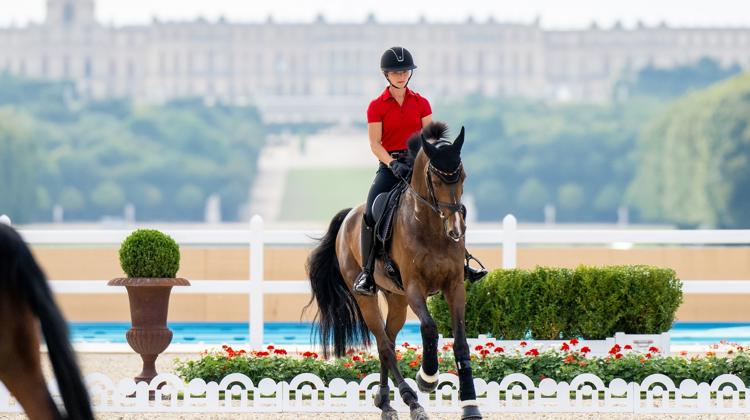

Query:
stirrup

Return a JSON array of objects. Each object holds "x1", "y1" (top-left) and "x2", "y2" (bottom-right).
[{"x1": 464, "y1": 252, "x2": 488, "y2": 283}]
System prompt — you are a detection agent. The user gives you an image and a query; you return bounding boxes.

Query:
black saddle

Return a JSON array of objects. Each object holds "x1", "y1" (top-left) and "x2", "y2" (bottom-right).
[{"x1": 370, "y1": 182, "x2": 408, "y2": 290}]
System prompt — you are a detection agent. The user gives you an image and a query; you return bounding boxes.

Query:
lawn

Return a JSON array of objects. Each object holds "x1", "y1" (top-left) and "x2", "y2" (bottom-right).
[{"x1": 278, "y1": 168, "x2": 375, "y2": 221}]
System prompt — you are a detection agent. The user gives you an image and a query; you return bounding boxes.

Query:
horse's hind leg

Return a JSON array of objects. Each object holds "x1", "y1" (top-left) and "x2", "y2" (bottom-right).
[
  {"x1": 374, "y1": 292, "x2": 409, "y2": 418},
  {"x1": 0, "y1": 297, "x2": 60, "y2": 420}
]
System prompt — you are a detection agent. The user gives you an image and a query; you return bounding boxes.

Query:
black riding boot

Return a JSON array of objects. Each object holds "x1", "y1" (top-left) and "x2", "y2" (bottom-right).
[
  {"x1": 460, "y1": 204, "x2": 488, "y2": 282},
  {"x1": 353, "y1": 219, "x2": 377, "y2": 296}
]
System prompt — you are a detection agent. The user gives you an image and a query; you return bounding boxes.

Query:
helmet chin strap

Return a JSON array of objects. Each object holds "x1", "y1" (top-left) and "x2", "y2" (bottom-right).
[{"x1": 384, "y1": 70, "x2": 414, "y2": 89}]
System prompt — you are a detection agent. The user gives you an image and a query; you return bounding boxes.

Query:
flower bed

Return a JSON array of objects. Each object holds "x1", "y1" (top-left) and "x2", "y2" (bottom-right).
[{"x1": 174, "y1": 339, "x2": 750, "y2": 387}]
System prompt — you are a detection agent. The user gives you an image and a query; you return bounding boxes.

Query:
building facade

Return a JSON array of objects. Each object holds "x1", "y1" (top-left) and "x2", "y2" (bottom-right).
[{"x1": 2, "y1": 0, "x2": 749, "y2": 122}]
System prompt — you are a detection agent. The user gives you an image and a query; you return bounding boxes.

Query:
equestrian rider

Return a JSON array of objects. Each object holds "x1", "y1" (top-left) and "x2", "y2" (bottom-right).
[{"x1": 353, "y1": 46, "x2": 487, "y2": 296}]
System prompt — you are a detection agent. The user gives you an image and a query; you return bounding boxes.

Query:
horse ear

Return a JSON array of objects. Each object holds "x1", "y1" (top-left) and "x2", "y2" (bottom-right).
[
  {"x1": 420, "y1": 135, "x2": 437, "y2": 158},
  {"x1": 453, "y1": 126, "x2": 465, "y2": 153}
]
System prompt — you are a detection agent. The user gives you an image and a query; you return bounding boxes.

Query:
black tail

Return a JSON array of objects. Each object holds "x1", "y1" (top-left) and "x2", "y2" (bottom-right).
[
  {"x1": 0, "y1": 225, "x2": 94, "y2": 420},
  {"x1": 304, "y1": 208, "x2": 370, "y2": 358}
]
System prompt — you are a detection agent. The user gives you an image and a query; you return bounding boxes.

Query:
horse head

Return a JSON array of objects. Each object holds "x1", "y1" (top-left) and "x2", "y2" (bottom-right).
[{"x1": 407, "y1": 122, "x2": 467, "y2": 242}]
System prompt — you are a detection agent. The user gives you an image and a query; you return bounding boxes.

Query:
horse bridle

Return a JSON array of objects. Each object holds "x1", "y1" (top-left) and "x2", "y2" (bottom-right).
[{"x1": 404, "y1": 159, "x2": 464, "y2": 220}]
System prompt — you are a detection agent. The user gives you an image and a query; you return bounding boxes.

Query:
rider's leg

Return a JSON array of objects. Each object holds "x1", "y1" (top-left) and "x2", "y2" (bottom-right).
[
  {"x1": 461, "y1": 205, "x2": 488, "y2": 282},
  {"x1": 354, "y1": 163, "x2": 399, "y2": 296}
]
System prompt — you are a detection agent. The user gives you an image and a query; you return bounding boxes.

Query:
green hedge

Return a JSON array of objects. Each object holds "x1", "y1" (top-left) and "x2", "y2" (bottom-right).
[{"x1": 427, "y1": 265, "x2": 683, "y2": 340}]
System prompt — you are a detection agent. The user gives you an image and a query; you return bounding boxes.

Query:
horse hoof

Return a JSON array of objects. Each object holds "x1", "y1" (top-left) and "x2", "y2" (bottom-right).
[
  {"x1": 461, "y1": 405, "x2": 482, "y2": 420},
  {"x1": 410, "y1": 406, "x2": 429, "y2": 420},
  {"x1": 381, "y1": 409, "x2": 399, "y2": 420}
]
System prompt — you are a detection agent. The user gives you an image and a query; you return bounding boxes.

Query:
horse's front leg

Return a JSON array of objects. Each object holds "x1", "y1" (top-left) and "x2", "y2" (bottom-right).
[
  {"x1": 444, "y1": 283, "x2": 482, "y2": 420},
  {"x1": 405, "y1": 286, "x2": 440, "y2": 393}
]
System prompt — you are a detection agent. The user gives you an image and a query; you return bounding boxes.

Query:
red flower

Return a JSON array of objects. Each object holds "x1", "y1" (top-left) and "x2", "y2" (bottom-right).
[
  {"x1": 485, "y1": 342, "x2": 495, "y2": 348},
  {"x1": 570, "y1": 338, "x2": 579, "y2": 346},
  {"x1": 580, "y1": 346, "x2": 591, "y2": 354},
  {"x1": 645, "y1": 353, "x2": 652, "y2": 359},
  {"x1": 525, "y1": 348, "x2": 539, "y2": 357},
  {"x1": 274, "y1": 349, "x2": 287, "y2": 355},
  {"x1": 442, "y1": 343, "x2": 453, "y2": 351},
  {"x1": 302, "y1": 351, "x2": 318, "y2": 359},
  {"x1": 609, "y1": 344, "x2": 621, "y2": 355},
  {"x1": 474, "y1": 345, "x2": 484, "y2": 351},
  {"x1": 649, "y1": 346, "x2": 659, "y2": 353},
  {"x1": 564, "y1": 354, "x2": 576, "y2": 364},
  {"x1": 480, "y1": 349, "x2": 490, "y2": 357},
  {"x1": 402, "y1": 342, "x2": 410, "y2": 348},
  {"x1": 494, "y1": 347, "x2": 504, "y2": 353},
  {"x1": 267, "y1": 345, "x2": 275, "y2": 350},
  {"x1": 520, "y1": 341, "x2": 528, "y2": 347},
  {"x1": 615, "y1": 353, "x2": 623, "y2": 359},
  {"x1": 409, "y1": 360, "x2": 419, "y2": 368},
  {"x1": 561, "y1": 342, "x2": 570, "y2": 351},
  {"x1": 343, "y1": 362, "x2": 353, "y2": 368},
  {"x1": 352, "y1": 355, "x2": 362, "y2": 362},
  {"x1": 256, "y1": 351, "x2": 269, "y2": 357}
]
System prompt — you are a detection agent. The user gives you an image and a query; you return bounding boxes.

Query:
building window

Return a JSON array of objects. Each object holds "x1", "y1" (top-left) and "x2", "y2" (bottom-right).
[
  {"x1": 84, "y1": 57, "x2": 92, "y2": 78},
  {"x1": 63, "y1": 2, "x2": 75, "y2": 24}
]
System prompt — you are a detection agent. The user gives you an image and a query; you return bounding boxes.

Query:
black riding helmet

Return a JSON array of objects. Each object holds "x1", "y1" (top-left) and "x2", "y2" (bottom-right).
[{"x1": 380, "y1": 46, "x2": 416, "y2": 89}]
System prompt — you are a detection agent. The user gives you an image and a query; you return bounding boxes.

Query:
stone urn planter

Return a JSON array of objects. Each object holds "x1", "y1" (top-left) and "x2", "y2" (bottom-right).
[{"x1": 108, "y1": 229, "x2": 190, "y2": 384}]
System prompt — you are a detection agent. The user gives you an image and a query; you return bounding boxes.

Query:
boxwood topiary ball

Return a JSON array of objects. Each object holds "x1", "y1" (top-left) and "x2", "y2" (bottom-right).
[{"x1": 119, "y1": 229, "x2": 180, "y2": 278}]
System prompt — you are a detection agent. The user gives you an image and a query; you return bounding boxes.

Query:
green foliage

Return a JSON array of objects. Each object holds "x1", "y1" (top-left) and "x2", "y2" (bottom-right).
[
  {"x1": 175, "y1": 343, "x2": 750, "y2": 388},
  {"x1": 0, "y1": 74, "x2": 265, "y2": 222},
  {"x1": 119, "y1": 229, "x2": 180, "y2": 278},
  {"x1": 428, "y1": 265, "x2": 682, "y2": 340},
  {"x1": 628, "y1": 71, "x2": 750, "y2": 228},
  {"x1": 0, "y1": 108, "x2": 38, "y2": 223},
  {"x1": 434, "y1": 96, "x2": 663, "y2": 222}
]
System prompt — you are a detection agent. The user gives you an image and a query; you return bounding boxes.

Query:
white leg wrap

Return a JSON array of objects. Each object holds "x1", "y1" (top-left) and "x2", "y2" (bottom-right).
[
  {"x1": 460, "y1": 399, "x2": 478, "y2": 408},
  {"x1": 417, "y1": 366, "x2": 439, "y2": 383}
]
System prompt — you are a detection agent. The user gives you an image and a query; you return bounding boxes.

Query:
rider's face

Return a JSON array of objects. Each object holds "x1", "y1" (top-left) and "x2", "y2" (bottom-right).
[{"x1": 386, "y1": 70, "x2": 411, "y2": 88}]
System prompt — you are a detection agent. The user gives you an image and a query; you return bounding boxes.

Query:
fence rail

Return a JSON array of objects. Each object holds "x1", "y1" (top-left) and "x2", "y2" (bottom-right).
[{"x1": 2, "y1": 214, "x2": 750, "y2": 348}]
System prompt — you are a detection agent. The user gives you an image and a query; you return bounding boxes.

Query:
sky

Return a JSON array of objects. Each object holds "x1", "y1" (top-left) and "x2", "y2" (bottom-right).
[{"x1": 1, "y1": 0, "x2": 750, "y2": 29}]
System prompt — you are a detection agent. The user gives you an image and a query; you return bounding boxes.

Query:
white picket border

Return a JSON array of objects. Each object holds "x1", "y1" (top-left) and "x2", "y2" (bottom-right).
[{"x1": 2, "y1": 372, "x2": 750, "y2": 413}]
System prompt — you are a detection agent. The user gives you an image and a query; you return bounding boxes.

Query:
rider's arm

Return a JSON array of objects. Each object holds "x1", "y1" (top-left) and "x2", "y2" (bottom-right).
[
  {"x1": 421, "y1": 114, "x2": 433, "y2": 127},
  {"x1": 368, "y1": 122, "x2": 394, "y2": 165}
]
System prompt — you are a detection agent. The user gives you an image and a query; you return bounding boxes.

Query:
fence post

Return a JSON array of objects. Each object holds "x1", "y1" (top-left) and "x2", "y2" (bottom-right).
[
  {"x1": 0, "y1": 215, "x2": 10, "y2": 226},
  {"x1": 249, "y1": 215, "x2": 264, "y2": 348},
  {"x1": 502, "y1": 214, "x2": 517, "y2": 269}
]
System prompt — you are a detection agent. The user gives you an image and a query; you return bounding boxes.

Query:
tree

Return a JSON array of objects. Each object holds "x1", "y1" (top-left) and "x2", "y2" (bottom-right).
[
  {"x1": 0, "y1": 108, "x2": 38, "y2": 223},
  {"x1": 628, "y1": 72, "x2": 750, "y2": 227}
]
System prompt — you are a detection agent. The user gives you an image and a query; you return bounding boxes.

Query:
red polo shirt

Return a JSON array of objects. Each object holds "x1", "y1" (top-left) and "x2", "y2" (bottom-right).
[{"x1": 367, "y1": 87, "x2": 432, "y2": 152}]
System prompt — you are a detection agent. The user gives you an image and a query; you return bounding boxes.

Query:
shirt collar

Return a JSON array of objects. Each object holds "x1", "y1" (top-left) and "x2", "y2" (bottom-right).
[{"x1": 380, "y1": 86, "x2": 416, "y2": 102}]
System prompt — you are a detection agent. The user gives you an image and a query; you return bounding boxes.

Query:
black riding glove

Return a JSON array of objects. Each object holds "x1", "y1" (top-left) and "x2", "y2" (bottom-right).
[{"x1": 389, "y1": 160, "x2": 411, "y2": 179}]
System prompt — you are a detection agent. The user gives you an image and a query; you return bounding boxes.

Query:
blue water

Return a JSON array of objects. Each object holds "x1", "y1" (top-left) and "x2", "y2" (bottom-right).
[{"x1": 69, "y1": 321, "x2": 750, "y2": 346}]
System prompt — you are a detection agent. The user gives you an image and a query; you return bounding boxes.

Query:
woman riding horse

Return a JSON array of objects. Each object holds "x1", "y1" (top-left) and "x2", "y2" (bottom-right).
[
  {"x1": 307, "y1": 120, "x2": 484, "y2": 420},
  {"x1": 0, "y1": 223, "x2": 94, "y2": 420},
  {"x1": 354, "y1": 46, "x2": 486, "y2": 296}
]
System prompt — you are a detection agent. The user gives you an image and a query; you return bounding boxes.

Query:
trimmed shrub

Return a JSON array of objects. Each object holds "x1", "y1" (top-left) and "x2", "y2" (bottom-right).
[
  {"x1": 119, "y1": 229, "x2": 180, "y2": 278},
  {"x1": 427, "y1": 265, "x2": 683, "y2": 340}
]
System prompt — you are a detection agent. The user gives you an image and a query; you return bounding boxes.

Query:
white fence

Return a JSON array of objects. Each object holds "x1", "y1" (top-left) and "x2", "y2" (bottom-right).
[
  {"x1": 3, "y1": 372, "x2": 750, "y2": 413},
  {"x1": 2, "y1": 214, "x2": 750, "y2": 348}
]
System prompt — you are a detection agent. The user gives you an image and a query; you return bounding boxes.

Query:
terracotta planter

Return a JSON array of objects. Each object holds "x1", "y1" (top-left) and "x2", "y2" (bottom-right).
[{"x1": 108, "y1": 277, "x2": 190, "y2": 384}]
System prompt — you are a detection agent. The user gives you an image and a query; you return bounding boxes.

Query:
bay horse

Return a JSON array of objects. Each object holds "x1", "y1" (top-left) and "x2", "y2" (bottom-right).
[
  {"x1": 0, "y1": 223, "x2": 94, "y2": 420},
  {"x1": 306, "y1": 122, "x2": 482, "y2": 420}
]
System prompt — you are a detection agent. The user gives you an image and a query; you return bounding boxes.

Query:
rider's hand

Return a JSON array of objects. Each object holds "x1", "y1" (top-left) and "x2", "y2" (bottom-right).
[{"x1": 389, "y1": 160, "x2": 411, "y2": 179}]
